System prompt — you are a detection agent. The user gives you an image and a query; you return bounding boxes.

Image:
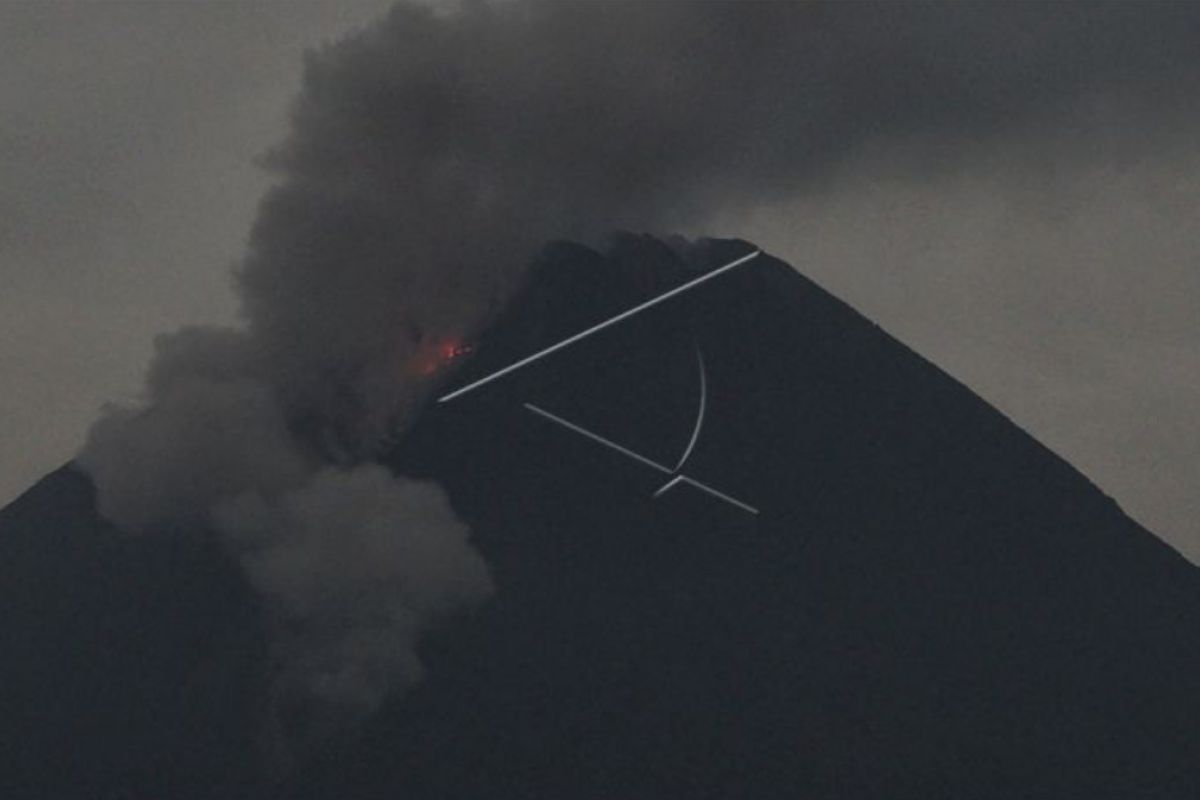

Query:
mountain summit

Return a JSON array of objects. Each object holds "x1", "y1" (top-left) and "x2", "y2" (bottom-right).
[{"x1": 3, "y1": 237, "x2": 1199, "y2": 798}]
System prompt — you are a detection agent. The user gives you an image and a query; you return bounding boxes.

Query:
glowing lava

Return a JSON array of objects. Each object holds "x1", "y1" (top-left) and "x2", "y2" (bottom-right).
[{"x1": 415, "y1": 338, "x2": 474, "y2": 376}]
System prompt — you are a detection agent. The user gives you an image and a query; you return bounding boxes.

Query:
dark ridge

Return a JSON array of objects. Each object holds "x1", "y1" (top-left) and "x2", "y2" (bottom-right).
[{"x1": 0, "y1": 467, "x2": 268, "y2": 799}]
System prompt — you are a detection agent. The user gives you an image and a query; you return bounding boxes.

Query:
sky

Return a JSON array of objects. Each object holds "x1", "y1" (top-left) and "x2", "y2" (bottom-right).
[
  {"x1": 0, "y1": 0, "x2": 394, "y2": 502},
  {"x1": 2, "y1": 1, "x2": 1198, "y2": 561}
]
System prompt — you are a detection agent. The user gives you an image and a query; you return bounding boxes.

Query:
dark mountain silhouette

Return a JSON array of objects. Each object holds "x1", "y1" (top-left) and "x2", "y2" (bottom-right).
[{"x1": 3, "y1": 236, "x2": 1199, "y2": 799}]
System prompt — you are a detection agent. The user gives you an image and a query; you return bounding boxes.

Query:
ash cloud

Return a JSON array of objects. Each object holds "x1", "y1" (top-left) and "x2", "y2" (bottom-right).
[
  {"x1": 213, "y1": 465, "x2": 491, "y2": 771},
  {"x1": 235, "y1": 0, "x2": 1199, "y2": 456},
  {"x1": 76, "y1": 0, "x2": 1200, "y2": 768}
]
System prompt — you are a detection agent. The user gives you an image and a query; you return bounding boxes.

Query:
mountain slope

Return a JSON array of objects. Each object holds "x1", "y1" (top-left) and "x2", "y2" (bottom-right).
[
  {"x1": 3, "y1": 236, "x2": 1199, "y2": 799},
  {"x1": 0, "y1": 467, "x2": 265, "y2": 798}
]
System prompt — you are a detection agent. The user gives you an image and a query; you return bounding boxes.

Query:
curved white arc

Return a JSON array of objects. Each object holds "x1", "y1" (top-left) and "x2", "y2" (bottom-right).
[{"x1": 672, "y1": 345, "x2": 707, "y2": 472}]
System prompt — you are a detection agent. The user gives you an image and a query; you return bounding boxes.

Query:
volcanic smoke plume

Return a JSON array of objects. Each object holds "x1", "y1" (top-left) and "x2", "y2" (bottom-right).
[{"x1": 76, "y1": 0, "x2": 1199, "y2": 767}]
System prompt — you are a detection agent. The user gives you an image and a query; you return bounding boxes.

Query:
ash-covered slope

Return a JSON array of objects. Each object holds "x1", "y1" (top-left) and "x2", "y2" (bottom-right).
[{"x1": 4, "y1": 237, "x2": 1200, "y2": 799}]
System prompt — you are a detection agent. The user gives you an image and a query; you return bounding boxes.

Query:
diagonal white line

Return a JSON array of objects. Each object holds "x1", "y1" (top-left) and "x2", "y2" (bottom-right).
[
  {"x1": 525, "y1": 402, "x2": 760, "y2": 516},
  {"x1": 438, "y1": 249, "x2": 761, "y2": 403},
  {"x1": 677, "y1": 476, "x2": 760, "y2": 515},
  {"x1": 523, "y1": 403, "x2": 673, "y2": 475}
]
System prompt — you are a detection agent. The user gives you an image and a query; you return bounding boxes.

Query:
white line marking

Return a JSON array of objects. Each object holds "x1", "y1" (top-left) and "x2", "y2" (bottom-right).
[
  {"x1": 672, "y1": 345, "x2": 707, "y2": 471},
  {"x1": 677, "y1": 476, "x2": 760, "y2": 515},
  {"x1": 653, "y1": 475, "x2": 686, "y2": 498},
  {"x1": 438, "y1": 249, "x2": 761, "y2": 403},
  {"x1": 523, "y1": 403, "x2": 673, "y2": 475},
  {"x1": 525, "y1": 402, "x2": 758, "y2": 516}
]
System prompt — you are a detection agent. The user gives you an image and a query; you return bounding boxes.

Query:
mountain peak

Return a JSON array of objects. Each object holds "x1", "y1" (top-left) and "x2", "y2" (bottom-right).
[{"x1": 4, "y1": 237, "x2": 1199, "y2": 798}]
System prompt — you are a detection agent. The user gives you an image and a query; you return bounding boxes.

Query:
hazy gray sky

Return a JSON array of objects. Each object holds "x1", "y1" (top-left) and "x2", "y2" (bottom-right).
[
  {"x1": 1, "y1": 0, "x2": 393, "y2": 505},
  {"x1": 2, "y1": 1, "x2": 1197, "y2": 561}
]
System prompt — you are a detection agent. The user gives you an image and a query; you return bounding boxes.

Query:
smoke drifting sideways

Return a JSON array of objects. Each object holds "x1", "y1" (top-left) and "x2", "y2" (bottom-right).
[{"x1": 76, "y1": 0, "x2": 1200, "y2": 769}]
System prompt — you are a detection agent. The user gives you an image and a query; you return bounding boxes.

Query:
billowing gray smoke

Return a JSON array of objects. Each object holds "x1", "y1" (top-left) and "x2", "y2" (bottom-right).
[{"x1": 77, "y1": 0, "x2": 1199, "y2": 768}]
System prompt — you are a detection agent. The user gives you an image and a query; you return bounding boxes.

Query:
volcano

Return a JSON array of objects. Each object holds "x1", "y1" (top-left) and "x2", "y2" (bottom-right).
[{"x1": 3, "y1": 236, "x2": 1199, "y2": 799}]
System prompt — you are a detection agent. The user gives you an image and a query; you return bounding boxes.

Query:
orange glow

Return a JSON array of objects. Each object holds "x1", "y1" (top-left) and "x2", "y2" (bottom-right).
[
  {"x1": 441, "y1": 341, "x2": 474, "y2": 361},
  {"x1": 415, "y1": 338, "x2": 473, "y2": 376}
]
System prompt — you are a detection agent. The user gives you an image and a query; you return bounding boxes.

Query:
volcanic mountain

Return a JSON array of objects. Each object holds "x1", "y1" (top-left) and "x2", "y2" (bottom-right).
[{"x1": 3, "y1": 236, "x2": 1199, "y2": 799}]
